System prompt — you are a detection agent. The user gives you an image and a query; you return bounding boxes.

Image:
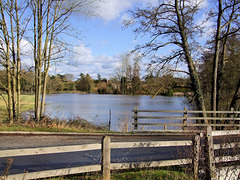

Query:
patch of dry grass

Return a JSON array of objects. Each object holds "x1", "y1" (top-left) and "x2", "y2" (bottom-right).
[{"x1": 0, "y1": 94, "x2": 34, "y2": 121}]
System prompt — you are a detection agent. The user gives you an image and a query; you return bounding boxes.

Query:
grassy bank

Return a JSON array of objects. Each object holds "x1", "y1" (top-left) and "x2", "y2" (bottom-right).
[
  {"x1": 0, "y1": 115, "x2": 109, "y2": 133},
  {"x1": 111, "y1": 168, "x2": 193, "y2": 180},
  {"x1": 0, "y1": 94, "x2": 34, "y2": 122},
  {"x1": 46, "y1": 167, "x2": 194, "y2": 180},
  {"x1": 0, "y1": 123, "x2": 108, "y2": 133},
  {"x1": 0, "y1": 94, "x2": 109, "y2": 133}
]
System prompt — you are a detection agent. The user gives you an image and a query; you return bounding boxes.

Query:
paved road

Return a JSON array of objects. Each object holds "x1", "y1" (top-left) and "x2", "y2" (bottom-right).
[{"x1": 0, "y1": 133, "x2": 192, "y2": 175}]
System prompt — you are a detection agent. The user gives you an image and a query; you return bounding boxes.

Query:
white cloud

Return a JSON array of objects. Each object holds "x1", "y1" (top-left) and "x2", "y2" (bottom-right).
[
  {"x1": 95, "y1": 0, "x2": 131, "y2": 22},
  {"x1": 18, "y1": 40, "x2": 120, "y2": 79},
  {"x1": 19, "y1": 39, "x2": 34, "y2": 68},
  {"x1": 199, "y1": 0, "x2": 209, "y2": 9},
  {"x1": 49, "y1": 44, "x2": 120, "y2": 79},
  {"x1": 196, "y1": 11, "x2": 215, "y2": 40},
  {"x1": 93, "y1": 0, "x2": 158, "y2": 22},
  {"x1": 20, "y1": 39, "x2": 33, "y2": 54}
]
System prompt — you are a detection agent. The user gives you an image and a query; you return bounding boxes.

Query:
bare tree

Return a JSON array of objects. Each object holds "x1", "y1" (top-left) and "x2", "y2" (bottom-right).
[
  {"x1": 125, "y1": 0, "x2": 207, "y2": 117},
  {"x1": 0, "y1": 0, "x2": 29, "y2": 123},
  {"x1": 1, "y1": 0, "x2": 99, "y2": 122},
  {"x1": 0, "y1": 0, "x2": 13, "y2": 122},
  {"x1": 211, "y1": 0, "x2": 240, "y2": 111},
  {"x1": 29, "y1": 0, "x2": 98, "y2": 121}
]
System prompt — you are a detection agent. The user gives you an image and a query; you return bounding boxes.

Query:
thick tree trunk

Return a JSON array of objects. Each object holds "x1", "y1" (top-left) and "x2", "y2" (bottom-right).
[
  {"x1": 211, "y1": 0, "x2": 222, "y2": 113},
  {"x1": 15, "y1": 0, "x2": 21, "y2": 122},
  {"x1": 40, "y1": 0, "x2": 53, "y2": 117},
  {"x1": 11, "y1": 62, "x2": 16, "y2": 121},
  {"x1": 175, "y1": 0, "x2": 207, "y2": 119},
  {"x1": 10, "y1": 2, "x2": 17, "y2": 121},
  {"x1": 7, "y1": 59, "x2": 13, "y2": 123},
  {"x1": 34, "y1": 0, "x2": 43, "y2": 122}
]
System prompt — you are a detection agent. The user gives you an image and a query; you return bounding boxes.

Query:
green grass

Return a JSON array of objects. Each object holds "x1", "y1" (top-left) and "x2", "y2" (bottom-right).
[
  {"x1": 111, "y1": 169, "x2": 194, "y2": 180},
  {"x1": 45, "y1": 168, "x2": 194, "y2": 180},
  {"x1": 0, "y1": 94, "x2": 34, "y2": 121}
]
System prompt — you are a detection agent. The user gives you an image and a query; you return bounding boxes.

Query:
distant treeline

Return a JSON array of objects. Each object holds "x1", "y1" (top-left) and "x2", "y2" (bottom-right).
[{"x1": 0, "y1": 71, "x2": 190, "y2": 96}]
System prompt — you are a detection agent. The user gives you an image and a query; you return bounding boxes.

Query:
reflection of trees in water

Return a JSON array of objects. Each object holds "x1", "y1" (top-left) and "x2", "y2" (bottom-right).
[{"x1": 44, "y1": 94, "x2": 188, "y2": 131}]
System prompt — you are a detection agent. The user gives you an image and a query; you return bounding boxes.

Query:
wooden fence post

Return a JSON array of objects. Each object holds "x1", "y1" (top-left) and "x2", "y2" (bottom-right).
[
  {"x1": 230, "y1": 108, "x2": 234, "y2": 127},
  {"x1": 205, "y1": 126, "x2": 216, "y2": 180},
  {"x1": 102, "y1": 136, "x2": 111, "y2": 180},
  {"x1": 193, "y1": 134, "x2": 200, "y2": 180},
  {"x1": 109, "y1": 109, "x2": 111, "y2": 131},
  {"x1": 134, "y1": 106, "x2": 138, "y2": 131},
  {"x1": 183, "y1": 107, "x2": 187, "y2": 130}
]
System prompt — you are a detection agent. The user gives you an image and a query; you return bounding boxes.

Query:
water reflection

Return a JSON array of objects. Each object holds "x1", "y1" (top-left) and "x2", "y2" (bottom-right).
[{"x1": 44, "y1": 94, "x2": 189, "y2": 131}]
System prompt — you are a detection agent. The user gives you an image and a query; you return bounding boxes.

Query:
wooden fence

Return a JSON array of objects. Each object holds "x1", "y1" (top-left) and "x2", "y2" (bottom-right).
[
  {"x1": 1, "y1": 128, "x2": 240, "y2": 180},
  {"x1": 132, "y1": 107, "x2": 240, "y2": 131}
]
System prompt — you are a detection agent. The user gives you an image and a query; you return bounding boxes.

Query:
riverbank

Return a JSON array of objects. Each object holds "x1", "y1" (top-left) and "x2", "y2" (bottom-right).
[
  {"x1": 0, "y1": 114, "x2": 110, "y2": 133},
  {"x1": 0, "y1": 94, "x2": 109, "y2": 133}
]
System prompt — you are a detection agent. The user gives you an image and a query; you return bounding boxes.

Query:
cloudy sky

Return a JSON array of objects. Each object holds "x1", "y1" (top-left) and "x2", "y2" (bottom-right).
[
  {"x1": 20, "y1": 0, "x2": 211, "y2": 80},
  {"x1": 49, "y1": 0, "x2": 159, "y2": 80}
]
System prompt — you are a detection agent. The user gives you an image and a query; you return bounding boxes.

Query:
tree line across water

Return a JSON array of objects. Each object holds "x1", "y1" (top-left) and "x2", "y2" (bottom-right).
[{"x1": 0, "y1": 70, "x2": 188, "y2": 96}]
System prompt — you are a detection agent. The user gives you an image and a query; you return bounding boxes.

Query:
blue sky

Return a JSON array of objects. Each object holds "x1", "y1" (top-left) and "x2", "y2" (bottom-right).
[
  {"x1": 20, "y1": 0, "x2": 211, "y2": 80},
  {"x1": 47, "y1": 0, "x2": 159, "y2": 79}
]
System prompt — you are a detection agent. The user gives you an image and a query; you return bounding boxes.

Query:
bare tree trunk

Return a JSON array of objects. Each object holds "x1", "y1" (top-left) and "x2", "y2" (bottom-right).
[
  {"x1": 217, "y1": 1, "x2": 237, "y2": 111},
  {"x1": 230, "y1": 79, "x2": 240, "y2": 110},
  {"x1": 211, "y1": 0, "x2": 222, "y2": 113},
  {"x1": 33, "y1": 0, "x2": 40, "y2": 122},
  {"x1": 175, "y1": 0, "x2": 207, "y2": 119},
  {"x1": 212, "y1": 0, "x2": 239, "y2": 113},
  {"x1": 40, "y1": 49, "x2": 51, "y2": 117},
  {"x1": 7, "y1": 60, "x2": 13, "y2": 123},
  {"x1": 15, "y1": 0, "x2": 21, "y2": 122},
  {"x1": 32, "y1": 0, "x2": 93, "y2": 120},
  {"x1": 40, "y1": 0, "x2": 51, "y2": 117},
  {"x1": 10, "y1": 0, "x2": 17, "y2": 121},
  {"x1": 33, "y1": 0, "x2": 43, "y2": 122},
  {"x1": 0, "y1": 0, "x2": 13, "y2": 123},
  {"x1": 33, "y1": 1, "x2": 38, "y2": 122}
]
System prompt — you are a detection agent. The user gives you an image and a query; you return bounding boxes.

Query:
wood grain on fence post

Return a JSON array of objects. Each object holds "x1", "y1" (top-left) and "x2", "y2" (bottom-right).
[
  {"x1": 183, "y1": 107, "x2": 187, "y2": 130},
  {"x1": 205, "y1": 126, "x2": 216, "y2": 180},
  {"x1": 230, "y1": 108, "x2": 234, "y2": 127},
  {"x1": 134, "y1": 106, "x2": 138, "y2": 131},
  {"x1": 102, "y1": 136, "x2": 111, "y2": 180},
  {"x1": 193, "y1": 134, "x2": 200, "y2": 180},
  {"x1": 109, "y1": 109, "x2": 111, "y2": 131}
]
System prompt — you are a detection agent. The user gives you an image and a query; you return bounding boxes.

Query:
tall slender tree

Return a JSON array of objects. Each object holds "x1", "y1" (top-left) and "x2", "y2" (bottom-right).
[
  {"x1": 0, "y1": 0, "x2": 29, "y2": 123},
  {"x1": 30, "y1": 0, "x2": 98, "y2": 121},
  {"x1": 0, "y1": 0, "x2": 13, "y2": 122},
  {"x1": 211, "y1": 0, "x2": 240, "y2": 111}
]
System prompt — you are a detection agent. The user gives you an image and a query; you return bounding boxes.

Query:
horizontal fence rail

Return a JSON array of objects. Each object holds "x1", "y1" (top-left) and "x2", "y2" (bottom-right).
[
  {"x1": 110, "y1": 159, "x2": 192, "y2": 170},
  {"x1": 2, "y1": 139, "x2": 193, "y2": 180},
  {"x1": 0, "y1": 144, "x2": 101, "y2": 158},
  {"x1": 2, "y1": 128, "x2": 240, "y2": 180},
  {"x1": 132, "y1": 107, "x2": 240, "y2": 131},
  {"x1": 5, "y1": 165, "x2": 101, "y2": 180},
  {"x1": 110, "y1": 140, "x2": 192, "y2": 149}
]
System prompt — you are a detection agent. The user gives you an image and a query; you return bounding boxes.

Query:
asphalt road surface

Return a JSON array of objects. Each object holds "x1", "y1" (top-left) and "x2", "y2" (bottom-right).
[{"x1": 0, "y1": 133, "x2": 192, "y2": 175}]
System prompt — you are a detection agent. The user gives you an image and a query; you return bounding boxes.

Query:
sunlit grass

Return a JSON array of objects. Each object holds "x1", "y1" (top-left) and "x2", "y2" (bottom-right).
[
  {"x1": 45, "y1": 168, "x2": 194, "y2": 180},
  {"x1": 0, "y1": 94, "x2": 34, "y2": 121},
  {"x1": 0, "y1": 123, "x2": 107, "y2": 133},
  {"x1": 111, "y1": 169, "x2": 194, "y2": 180}
]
